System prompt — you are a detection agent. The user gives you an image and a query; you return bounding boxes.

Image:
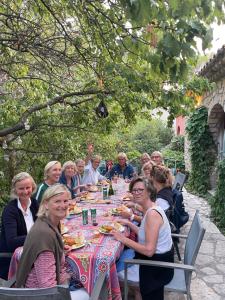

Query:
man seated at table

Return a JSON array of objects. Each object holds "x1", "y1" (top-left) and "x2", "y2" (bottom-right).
[
  {"x1": 109, "y1": 152, "x2": 134, "y2": 180},
  {"x1": 82, "y1": 155, "x2": 106, "y2": 185}
]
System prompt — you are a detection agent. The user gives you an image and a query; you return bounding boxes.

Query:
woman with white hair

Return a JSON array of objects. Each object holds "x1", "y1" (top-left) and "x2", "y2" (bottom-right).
[
  {"x1": 59, "y1": 161, "x2": 78, "y2": 199},
  {"x1": 140, "y1": 153, "x2": 151, "y2": 167},
  {"x1": 34, "y1": 161, "x2": 61, "y2": 204},
  {"x1": 151, "y1": 151, "x2": 164, "y2": 166},
  {"x1": 0, "y1": 172, "x2": 39, "y2": 279},
  {"x1": 16, "y1": 184, "x2": 89, "y2": 300}
]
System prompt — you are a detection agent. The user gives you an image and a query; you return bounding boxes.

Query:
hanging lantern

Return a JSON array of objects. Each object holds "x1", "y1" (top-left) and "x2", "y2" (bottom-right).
[{"x1": 95, "y1": 100, "x2": 109, "y2": 118}]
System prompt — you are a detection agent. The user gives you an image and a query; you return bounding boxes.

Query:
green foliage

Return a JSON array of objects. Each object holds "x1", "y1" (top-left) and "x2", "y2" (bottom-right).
[
  {"x1": 186, "y1": 106, "x2": 216, "y2": 194},
  {"x1": 0, "y1": 0, "x2": 223, "y2": 210},
  {"x1": 169, "y1": 135, "x2": 184, "y2": 152},
  {"x1": 210, "y1": 159, "x2": 225, "y2": 228},
  {"x1": 162, "y1": 135, "x2": 185, "y2": 171}
]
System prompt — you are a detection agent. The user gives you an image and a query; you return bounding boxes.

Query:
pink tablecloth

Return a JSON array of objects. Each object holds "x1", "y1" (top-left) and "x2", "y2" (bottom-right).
[
  {"x1": 9, "y1": 192, "x2": 129, "y2": 300},
  {"x1": 64, "y1": 196, "x2": 127, "y2": 300}
]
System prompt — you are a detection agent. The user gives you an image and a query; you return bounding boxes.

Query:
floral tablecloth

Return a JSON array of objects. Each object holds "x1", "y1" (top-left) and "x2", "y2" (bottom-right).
[
  {"x1": 64, "y1": 193, "x2": 127, "y2": 300},
  {"x1": 8, "y1": 192, "x2": 129, "y2": 300}
]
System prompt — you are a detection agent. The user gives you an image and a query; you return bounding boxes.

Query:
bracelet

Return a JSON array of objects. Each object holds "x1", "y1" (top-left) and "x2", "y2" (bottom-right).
[{"x1": 130, "y1": 214, "x2": 135, "y2": 221}]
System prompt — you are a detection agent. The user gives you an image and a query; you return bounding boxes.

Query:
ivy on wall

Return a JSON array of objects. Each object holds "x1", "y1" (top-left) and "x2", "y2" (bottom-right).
[
  {"x1": 186, "y1": 106, "x2": 216, "y2": 195},
  {"x1": 210, "y1": 159, "x2": 225, "y2": 228}
]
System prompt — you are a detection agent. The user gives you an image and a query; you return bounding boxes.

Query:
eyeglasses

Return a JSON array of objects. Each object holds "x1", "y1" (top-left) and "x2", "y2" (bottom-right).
[
  {"x1": 151, "y1": 156, "x2": 160, "y2": 159},
  {"x1": 131, "y1": 188, "x2": 145, "y2": 194}
]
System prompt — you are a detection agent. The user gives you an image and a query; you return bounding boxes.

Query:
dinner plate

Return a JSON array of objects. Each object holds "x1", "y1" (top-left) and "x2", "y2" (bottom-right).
[
  {"x1": 114, "y1": 222, "x2": 125, "y2": 232},
  {"x1": 61, "y1": 226, "x2": 69, "y2": 235},
  {"x1": 73, "y1": 208, "x2": 82, "y2": 215},
  {"x1": 99, "y1": 223, "x2": 125, "y2": 235},
  {"x1": 98, "y1": 227, "x2": 113, "y2": 235},
  {"x1": 71, "y1": 241, "x2": 86, "y2": 250}
]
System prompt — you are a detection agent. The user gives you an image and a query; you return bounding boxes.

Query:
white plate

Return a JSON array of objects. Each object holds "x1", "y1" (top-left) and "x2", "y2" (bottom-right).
[
  {"x1": 114, "y1": 223, "x2": 125, "y2": 232},
  {"x1": 99, "y1": 223, "x2": 125, "y2": 235},
  {"x1": 71, "y1": 241, "x2": 86, "y2": 250},
  {"x1": 61, "y1": 226, "x2": 69, "y2": 235}
]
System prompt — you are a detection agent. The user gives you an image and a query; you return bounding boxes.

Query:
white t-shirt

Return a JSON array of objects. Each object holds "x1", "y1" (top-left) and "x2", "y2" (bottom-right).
[{"x1": 82, "y1": 161, "x2": 105, "y2": 185}]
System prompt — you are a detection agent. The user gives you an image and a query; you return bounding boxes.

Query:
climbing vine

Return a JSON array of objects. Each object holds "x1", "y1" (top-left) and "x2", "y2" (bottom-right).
[
  {"x1": 186, "y1": 106, "x2": 216, "y2": 195},
  {"x1": 210, "y1": 159, "x2": 225, "y2": 228}
]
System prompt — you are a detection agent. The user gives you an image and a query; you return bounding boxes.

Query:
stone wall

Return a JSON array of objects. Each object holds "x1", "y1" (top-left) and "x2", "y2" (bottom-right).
[{"x1": 184, "y1": 79, "x2": 225, "y2": 189}]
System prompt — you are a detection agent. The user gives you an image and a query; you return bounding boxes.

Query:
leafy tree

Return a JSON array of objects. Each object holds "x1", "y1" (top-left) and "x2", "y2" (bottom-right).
[
  {"x1": 162, "y1": 135, "x2": 185, "y2": 172},
  {"x1": 0, "y1": 0, "x2": 223, "y2": 199}
]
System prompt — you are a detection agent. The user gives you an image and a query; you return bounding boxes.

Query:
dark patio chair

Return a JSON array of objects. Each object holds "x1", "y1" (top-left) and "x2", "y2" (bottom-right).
[
  {"x1": 0, "y1": 271, "x2": 107, "y2": 300},
  {"x1": 172, "y1": 172, "x2": 187, "y2": 191},
  {"x1": 123, "y1": 210, "x2": 205, "y2": 300}
]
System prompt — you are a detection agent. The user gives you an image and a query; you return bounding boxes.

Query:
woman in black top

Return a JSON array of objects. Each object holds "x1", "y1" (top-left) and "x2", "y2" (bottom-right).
[{"x1": 0, "y1": 172, "x2": 39, "y2": 279}]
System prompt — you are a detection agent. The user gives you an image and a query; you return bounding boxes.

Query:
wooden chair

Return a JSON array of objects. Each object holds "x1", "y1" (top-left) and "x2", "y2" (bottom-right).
[
  {"x1": 0, "y1": 271, "x2": 107, "y2": 300},
  {"x1": 123, "y1": 210, "x2": 205, "y2": 300}
]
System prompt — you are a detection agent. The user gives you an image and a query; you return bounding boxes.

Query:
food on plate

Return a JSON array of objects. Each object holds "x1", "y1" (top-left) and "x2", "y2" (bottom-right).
[
  {"x1": 99, "y1": 222, "x2": 124, "y2": 234},
  {"x1": 122, "y1": 197, "x2": 131, "y2": 201},
  {"x1": 95, "y1": 199, "x2": 112, "y2": 204},
  {"x1": 113, "y1": 222, "x2": 124, "y2": 232},
  {"x1": 88, "y1": 185, "x2": 98, "y2": 192},
  {"x1": 80, "y1": 192, "x2": 95, "y2": 201},
  {"x1": 117, "y1": 205, "x2": 130, "y2": 212},
  {"x1": 100, "y1": 224, "x2": 114, "y2": 233},
  {"x1": 101, "y1": 180, "x2": 110, "y2": 186},
  {"x1": 63, "y1": 236, "x2": 76, "y2": 246},
  {"x1": 112, "y1": 205, "x2": 130, "y2": 215},
  {"x1": 122, "y1": 193, "x2": 132, "y2": 201},
  {"x1": 73, "y1": 206, "x2": 82, "y2": 214},
  {"x1": 93, "y1": 230, "x2": 101, "y2": 238},
  {"x1": 63, "y1": 233, "x2": 85, "y2": 246}
]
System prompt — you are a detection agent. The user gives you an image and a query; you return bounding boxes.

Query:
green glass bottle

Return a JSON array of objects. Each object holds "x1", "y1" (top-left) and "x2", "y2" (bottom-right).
[{"x1": 108, "y1": 181, "x2": 114, "y2": 196}]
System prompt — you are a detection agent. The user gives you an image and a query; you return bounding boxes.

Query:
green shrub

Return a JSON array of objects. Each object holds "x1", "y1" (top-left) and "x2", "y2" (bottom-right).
[
  {"x1": 186, "y1": 106, "x2": 216, "y2": 195},
  {"x1": 210, "y1": 159, "x2": 225, "y2": 228}
]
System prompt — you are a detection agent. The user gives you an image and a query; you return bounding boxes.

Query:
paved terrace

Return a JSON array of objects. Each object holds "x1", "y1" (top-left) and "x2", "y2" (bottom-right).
[{"x1": 166, "y1": 189, "x2": 225, "y2": 300}]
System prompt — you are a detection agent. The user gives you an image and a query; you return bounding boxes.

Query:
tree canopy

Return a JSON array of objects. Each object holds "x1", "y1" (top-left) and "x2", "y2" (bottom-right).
[
  {"x1": 0, "y1": 0, "x2": 224, "y2": 193},
  {"x1": 1, "y1": 0, "x2": 224, "y2": 142}
]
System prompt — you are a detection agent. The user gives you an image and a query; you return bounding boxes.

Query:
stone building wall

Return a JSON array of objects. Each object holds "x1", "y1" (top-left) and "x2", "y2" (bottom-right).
[{"x1": 184, "y1": 79, "x2": 225, "y2": 189}]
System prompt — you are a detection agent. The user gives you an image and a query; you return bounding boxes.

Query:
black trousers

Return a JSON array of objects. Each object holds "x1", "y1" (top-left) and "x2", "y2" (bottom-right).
[
  {"x1": 135, "y1": 247, "x2": 174, "y2": 300},
  {"x1": 141, "y1": 287, "x2": 164, "y2": 300}
]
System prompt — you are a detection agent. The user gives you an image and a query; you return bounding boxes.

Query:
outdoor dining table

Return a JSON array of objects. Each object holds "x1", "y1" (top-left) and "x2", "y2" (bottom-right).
[{"x1": 8, "y1": 187, "x2": 130, "y2": 300}]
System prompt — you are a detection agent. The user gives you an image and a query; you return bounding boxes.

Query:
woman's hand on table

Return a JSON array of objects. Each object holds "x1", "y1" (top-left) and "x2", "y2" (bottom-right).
[
  {"x1": 112, "y1": 230, "x2": 126, "y2": 243},
  {"x1": 119, "y1": 210, "x2": 132, "y2": 220},
  {"x1": 116, "y1": 219, "x2": 131, "y2": 226},
  {"x1": 125, "y1": 201, "x2": 135, "y2": 208}
]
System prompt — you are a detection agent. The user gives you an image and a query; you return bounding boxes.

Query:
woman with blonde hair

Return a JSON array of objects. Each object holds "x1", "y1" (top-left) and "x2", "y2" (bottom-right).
[
  {"x1": 16, "y1": 184, "x2": 89, "y2": 300},
  {"x1": 140, "y1": 153, "x2": 151, "y2": 166},
  {"x1": 34, "y1": 161, "x2": 61, "y2": 204},
  {"x1": 142, "y1": 160, "x2": 156, "y2": 179},
  {"x1": 0, "y1": 172, "x2": 39, "y2": 279},
  {"x1": 150, "y1": 165, "x2": 174, "y2": 211},
  {"x1": 59, "y1": 161, "x2": 78, "y2": 199}
]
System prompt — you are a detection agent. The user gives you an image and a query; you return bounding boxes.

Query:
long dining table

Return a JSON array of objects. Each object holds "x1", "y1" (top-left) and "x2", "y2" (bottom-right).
[{"x1": 8, "y1": 185, "x2": 131, "y2": 300}]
